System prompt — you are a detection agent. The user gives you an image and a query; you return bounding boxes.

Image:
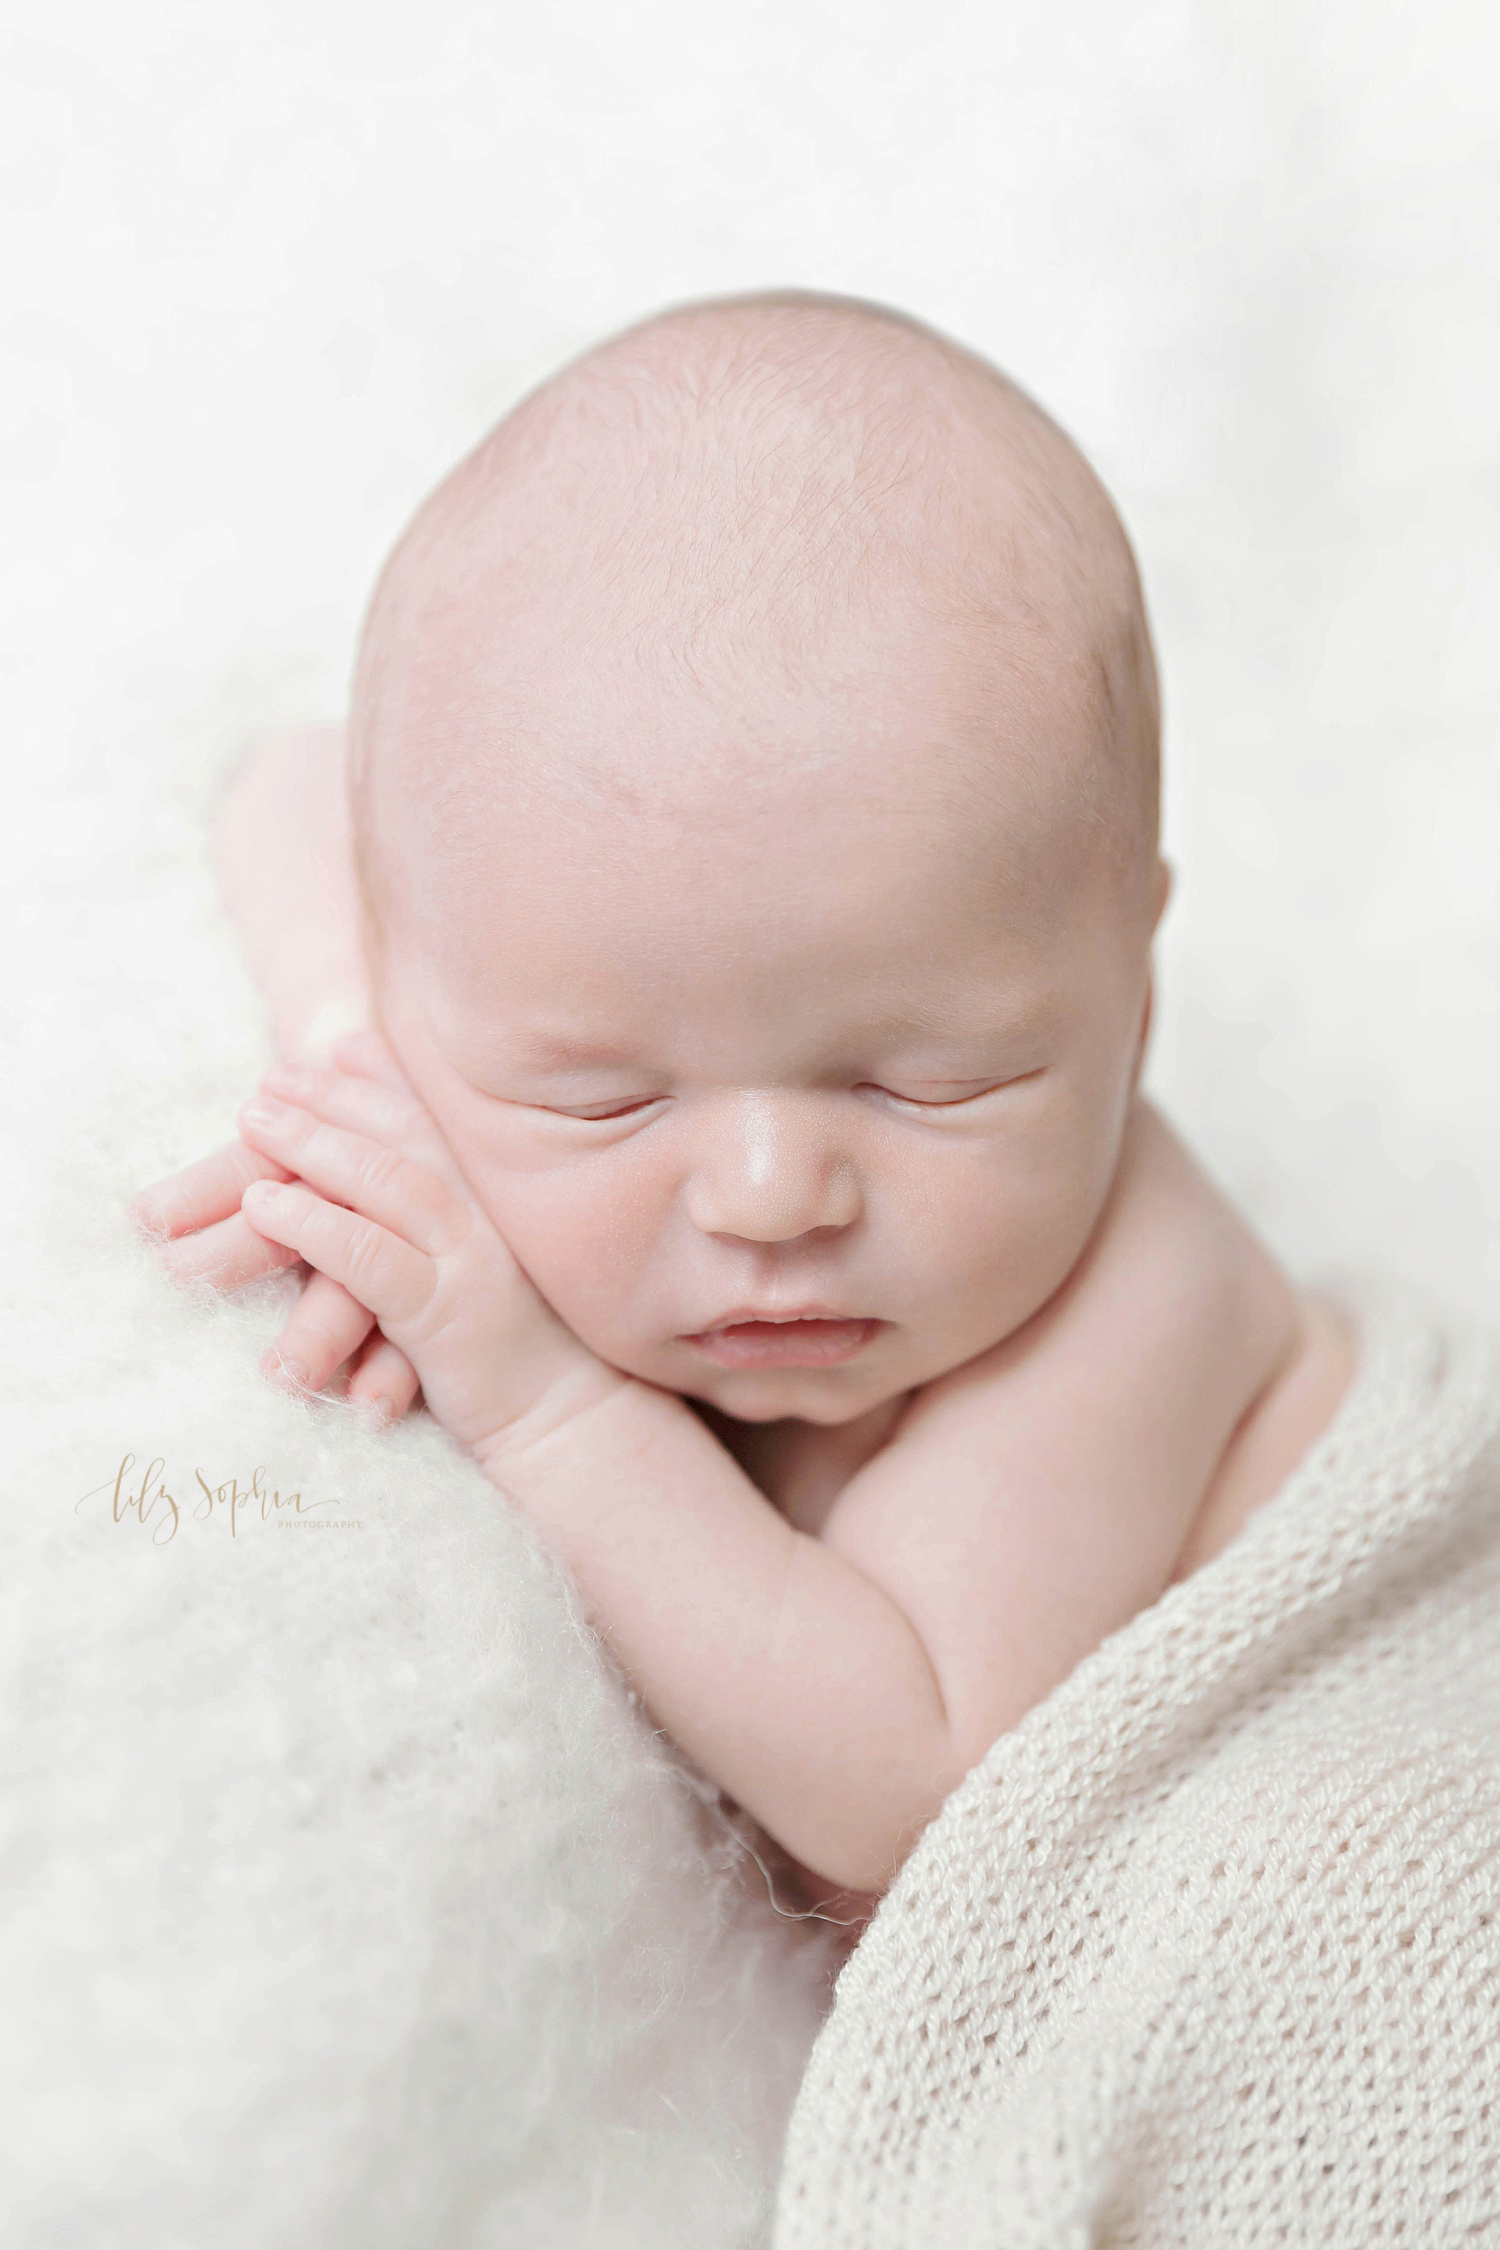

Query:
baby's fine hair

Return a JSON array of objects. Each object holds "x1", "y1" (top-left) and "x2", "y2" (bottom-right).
[{"x1": 347, "y1": 289, "x2": 1161, "y2": 942}]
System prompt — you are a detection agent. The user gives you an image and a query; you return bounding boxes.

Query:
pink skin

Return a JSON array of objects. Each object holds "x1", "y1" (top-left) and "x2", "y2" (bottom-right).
[
  {"x1": 235, "y1": 1029, "x2": 624, "y2": 1452},
  {"x1": 333, "y1": 629, "x2": 1164, "y2": 1448},
  {"x1": 227, "y1": 725, "x2": 1157, "y2": 1444},
  {"x1": 145, "y1": 642, "x2": 1159, "y2": 1447}
]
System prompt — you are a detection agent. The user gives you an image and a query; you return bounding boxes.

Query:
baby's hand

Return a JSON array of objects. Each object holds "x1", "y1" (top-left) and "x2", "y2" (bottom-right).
[
  {"x1": 233, "y1": 1032, "x2": 626, "y2": 1457},
  {"x1": 131, "y1": 1117, "x2": 423, "y2": 1423}
]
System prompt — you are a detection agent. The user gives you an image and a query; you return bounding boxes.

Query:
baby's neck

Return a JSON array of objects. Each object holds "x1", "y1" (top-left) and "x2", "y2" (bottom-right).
[{"x1": 691, "y1": 1393, "x2": 912, "y2": 1535}]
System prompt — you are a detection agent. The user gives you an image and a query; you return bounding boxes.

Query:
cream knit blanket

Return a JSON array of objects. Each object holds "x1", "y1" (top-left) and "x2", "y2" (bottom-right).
[{"x1": 774, "y1": 1286, "x2": 1500, "y2": 2245}]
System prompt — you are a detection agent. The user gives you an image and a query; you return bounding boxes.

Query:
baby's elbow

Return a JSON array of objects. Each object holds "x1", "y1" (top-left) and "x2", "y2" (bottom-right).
[
  {"x1": 796, "y1": 1833, "x2": 897, "y2": 1900},
  {"x1": 789, "y1": 1763, "x2": 959, "y2": 1898}
]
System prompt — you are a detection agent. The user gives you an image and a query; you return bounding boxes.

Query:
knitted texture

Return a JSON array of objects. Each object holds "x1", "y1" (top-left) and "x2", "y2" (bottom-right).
[{"x1": 774, "y1": 1285, "x2": 1500, "y2": 2246}]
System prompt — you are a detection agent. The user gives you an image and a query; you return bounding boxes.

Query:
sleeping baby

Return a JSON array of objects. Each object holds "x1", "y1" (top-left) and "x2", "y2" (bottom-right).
[{"x1": 134, "y1": 290, "x2": 1355, "y2": 1924}]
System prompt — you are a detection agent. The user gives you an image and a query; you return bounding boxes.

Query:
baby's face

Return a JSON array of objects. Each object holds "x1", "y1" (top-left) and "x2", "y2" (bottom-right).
[{"x1": 368, "y1": 626, "x2": 1161, "y2": 1428}]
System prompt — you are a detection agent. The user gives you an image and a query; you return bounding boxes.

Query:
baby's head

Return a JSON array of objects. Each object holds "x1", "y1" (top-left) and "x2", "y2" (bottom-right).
[{"x1": 347, "y1": 292, "x2": 1165, "y2": 1426}]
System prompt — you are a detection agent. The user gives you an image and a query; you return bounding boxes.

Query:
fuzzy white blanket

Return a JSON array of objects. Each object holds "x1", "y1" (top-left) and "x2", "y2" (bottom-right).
[
  {"x1": 2, "y1": 778, "x2": 838, "y2": 2249},
  {"x1": 774, "y1": 1285, "x2": 1500, "y2": 2245}
]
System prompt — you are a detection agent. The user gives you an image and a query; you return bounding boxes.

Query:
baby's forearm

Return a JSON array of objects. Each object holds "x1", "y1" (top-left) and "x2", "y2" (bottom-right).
[{"x1": 476, "y1": 1382, "x2": 962, "y2": 1893}]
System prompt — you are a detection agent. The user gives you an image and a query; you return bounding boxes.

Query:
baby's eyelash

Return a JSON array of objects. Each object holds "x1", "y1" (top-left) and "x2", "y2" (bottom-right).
[
  {"x1": 535, "y1": 1074, "x2": 1046, "y2": 1121},
  {"x1": 865, "y1": 1086, "x2": 994, "y2": 1110},
  {"x1": 863, "y1": 1072, "x2": 1045, "y2": 1110},
  {"x1": 548, "y1": 1096, "x2": 666, "y2": 1121}
]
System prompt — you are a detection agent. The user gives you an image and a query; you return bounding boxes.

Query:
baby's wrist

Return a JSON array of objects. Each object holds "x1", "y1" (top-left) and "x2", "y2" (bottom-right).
[{"x1": 468, "y1": 1358, "x2": 640, "y2": 1485}]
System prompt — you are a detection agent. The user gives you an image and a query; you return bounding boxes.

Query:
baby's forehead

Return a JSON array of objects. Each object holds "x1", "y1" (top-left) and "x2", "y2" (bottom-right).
[
  {"x1": 378, "y1": 669, "x2": 1132, "y2": 1057},
  {"x1": 386, "y1": 717, "x2": 1110, "y2": 1082}
]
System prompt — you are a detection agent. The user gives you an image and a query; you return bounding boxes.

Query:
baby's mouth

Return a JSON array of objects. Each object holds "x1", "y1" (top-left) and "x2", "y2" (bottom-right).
[{"x1": 680, "y1": 1314, "x2": 885, "y2": 1369}]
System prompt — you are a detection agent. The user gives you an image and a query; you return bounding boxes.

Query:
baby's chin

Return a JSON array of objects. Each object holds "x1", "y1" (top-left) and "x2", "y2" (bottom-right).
[{"x1": 662, "y1": 1353, "x2": 906, "y2": 1428}]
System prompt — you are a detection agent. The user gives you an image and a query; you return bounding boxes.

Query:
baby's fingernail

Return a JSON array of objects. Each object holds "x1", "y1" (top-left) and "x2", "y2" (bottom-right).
[
  {"x1": 128, "y1": 1196, "x2": 166, "y2": 1242},
  {"x1": 261, "y1": 1349, "x2": 310, "y2": 1390},
  {"x1": 240, "y1": 1099, "x2": 285, "y2": 1128},
  {"x1": 243, "y1": 1179, "x2": 282, "y2": 1204}
]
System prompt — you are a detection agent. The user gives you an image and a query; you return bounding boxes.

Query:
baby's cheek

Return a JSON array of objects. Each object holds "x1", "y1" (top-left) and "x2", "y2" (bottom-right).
[
  {"x1": 902, "y1": 1119, "x2": 1113, "y2": 1325},
  {"x1": 477, "y1": 1170, "x2": 659, "y2": 1348}
]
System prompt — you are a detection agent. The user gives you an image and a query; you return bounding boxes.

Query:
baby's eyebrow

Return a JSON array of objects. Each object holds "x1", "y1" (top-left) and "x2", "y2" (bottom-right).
[{"x1": 505, "y1": 1032, "x2": 644, "y2": 1071}]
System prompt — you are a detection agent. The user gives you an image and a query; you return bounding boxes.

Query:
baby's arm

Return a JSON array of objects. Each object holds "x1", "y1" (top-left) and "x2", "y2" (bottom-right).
[{"x1": 234, "y1": 1052, "x2": 1289, "y2": 1895}]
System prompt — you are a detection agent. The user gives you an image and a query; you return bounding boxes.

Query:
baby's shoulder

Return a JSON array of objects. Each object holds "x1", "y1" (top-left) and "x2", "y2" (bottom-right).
[
  {"x1": 802, "y1": 1107, "x2": 1326, "y2": 1763},
  {"x1": 756, "y1": 1104, "x2": 1327, "y2": 1622},
  {"x1": 863, "y1": 1101, "x2": 1352, "y2": 1610}
]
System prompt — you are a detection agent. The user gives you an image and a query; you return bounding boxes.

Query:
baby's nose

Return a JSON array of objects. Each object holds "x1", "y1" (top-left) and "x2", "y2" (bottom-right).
[{"x1": 683, "y1": 1090, "x2": 863, "y2": 1243}]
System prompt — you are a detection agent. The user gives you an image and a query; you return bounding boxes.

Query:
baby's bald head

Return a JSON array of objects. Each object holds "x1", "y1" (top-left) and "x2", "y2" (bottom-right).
[{"x1": 348, "y1": 292, "x2": 1160, "y2": 967}]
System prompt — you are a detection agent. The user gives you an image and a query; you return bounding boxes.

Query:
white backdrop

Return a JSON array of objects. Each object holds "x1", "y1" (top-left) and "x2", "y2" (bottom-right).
[{"x1": 5, "y1": 5, "x2": 1500, "y2": 2243}]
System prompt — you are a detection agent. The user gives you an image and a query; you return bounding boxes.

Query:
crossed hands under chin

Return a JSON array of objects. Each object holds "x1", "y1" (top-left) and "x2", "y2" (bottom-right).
[{"x1": 131, "y1": 1030, "x2": 625, "y2": 1463}]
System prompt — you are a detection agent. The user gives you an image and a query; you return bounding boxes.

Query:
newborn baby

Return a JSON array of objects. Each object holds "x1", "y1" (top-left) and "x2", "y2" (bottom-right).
[{"x1": 137, "y1": 292, "x2": 1354, "y2": 1921}]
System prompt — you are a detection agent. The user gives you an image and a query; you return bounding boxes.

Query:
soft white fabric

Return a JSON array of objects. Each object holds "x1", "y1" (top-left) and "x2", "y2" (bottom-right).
[
  {"x1": 775, "y1": 1285, "x2": 1500, "y2": 2245},
  {"x1": 0, "y1": 813, "x2": 837, "y2": 2248}
]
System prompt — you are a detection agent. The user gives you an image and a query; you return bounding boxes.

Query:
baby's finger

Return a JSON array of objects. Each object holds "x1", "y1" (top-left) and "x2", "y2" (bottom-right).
[
  {"x1": 344, "y1": 1332, "x2": 422, "y2": 1426},
  {"x1": 156, "y1": 1208, "x2": 304, "y2": 1291},
  {"x1": 133, "y1": 1139, "x2": 294, "y2": 1243},
  {"x1": 238, "y1": 1099, "x2": 458, "y2": 1256},
  {"x1": 240, "y1": 1179, "x2": 436, "y2": 1326},
  {"x1": 256, "y1": 1057, "x2": 463, "y2": 1190},
  {"x1": 258, "y1": 1058, "x2": 426, "y2": 1149},
  {"x1": 261, "y1": 1271, "x2": 376, "y2": 1395}
]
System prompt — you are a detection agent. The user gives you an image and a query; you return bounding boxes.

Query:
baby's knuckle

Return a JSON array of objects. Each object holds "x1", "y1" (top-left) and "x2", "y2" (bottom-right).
[
  {"x1": 341, "y1": 1218, "x2": 389, "y2": 1297},
  {"x1": 357, "y1": 1141, "x2": 407, "y2": 1201},
  {"x1": 300, "y1": 1310, "x2": 356, "y2": 1353}
]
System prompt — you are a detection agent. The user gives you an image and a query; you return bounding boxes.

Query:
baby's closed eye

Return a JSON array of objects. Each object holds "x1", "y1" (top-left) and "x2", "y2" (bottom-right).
[
  {"x1": 857, "y1": 1068, "x2": 1048, "y2": 1112},
  {"x1": 507, "y1": 1071, "x2": 1049, "y2": 1124},
  {"x1": 549, "y1": 1095, "x2": 668, "y2": 1120}
]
